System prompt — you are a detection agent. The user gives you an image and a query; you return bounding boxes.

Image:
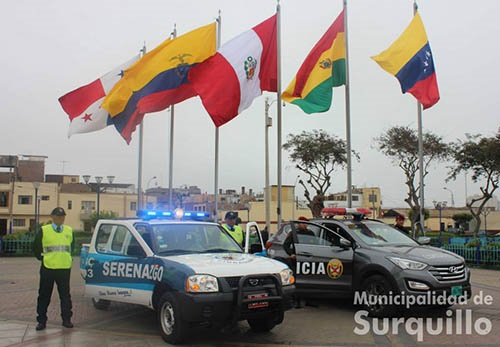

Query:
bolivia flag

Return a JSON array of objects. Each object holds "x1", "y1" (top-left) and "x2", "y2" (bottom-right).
[
  {"x1": 282, "y1": 10, "x2": 346, "y2": 114},
  {"x1": 372, "y1": 12, "x2": 440, "y2": 109}
]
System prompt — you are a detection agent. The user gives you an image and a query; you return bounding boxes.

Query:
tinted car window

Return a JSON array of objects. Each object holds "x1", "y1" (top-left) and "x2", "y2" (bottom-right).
[{"x1": 350, "y1": 221, "x2": 418, "y2": 246}]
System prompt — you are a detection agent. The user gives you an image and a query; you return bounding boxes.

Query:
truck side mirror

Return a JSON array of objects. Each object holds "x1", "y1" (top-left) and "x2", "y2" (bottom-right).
[
  {"x1": 127, "y1": 244, "x2": 146, "y2": 257},
  {"x1": 339, "y1": 238, "x2": 352, "y2": 249},
  {"x1": 417, "y1": 236, "x2": 431, "y2": 245}
]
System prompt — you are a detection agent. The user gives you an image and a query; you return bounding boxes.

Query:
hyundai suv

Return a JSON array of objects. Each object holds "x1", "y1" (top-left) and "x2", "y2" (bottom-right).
[{"x1": 265, "y1": 208, "x2": 471, "y2": 316}]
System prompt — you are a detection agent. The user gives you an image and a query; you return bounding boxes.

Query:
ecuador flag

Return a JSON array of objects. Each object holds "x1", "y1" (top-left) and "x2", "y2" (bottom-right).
[
  {"x1": 102, "y1": 23, "x2": 216, "y2": 143},
  {"x1": 282, "y1": 10, "x2": 345, "y2": 114},
  {"x1": 372, "y1": 12, "x2": 440, "y2": 109}
]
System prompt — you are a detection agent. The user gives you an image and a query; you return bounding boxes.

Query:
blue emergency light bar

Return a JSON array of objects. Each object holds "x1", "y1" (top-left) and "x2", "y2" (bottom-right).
[{"x1": 137, "y1": 209, "x2": 210, "y2": 221}]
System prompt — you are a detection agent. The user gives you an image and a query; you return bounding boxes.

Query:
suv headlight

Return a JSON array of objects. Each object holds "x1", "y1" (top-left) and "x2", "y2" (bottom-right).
[
  {"x1": 279, "y1": 269, "x2": 295, "y2": 286},
  {"x1": 186, "y1": 275, "x2": 219, "y2": 293},
  {"x1": 388, "y1": 257, "x2": 427, "y2": 270}
]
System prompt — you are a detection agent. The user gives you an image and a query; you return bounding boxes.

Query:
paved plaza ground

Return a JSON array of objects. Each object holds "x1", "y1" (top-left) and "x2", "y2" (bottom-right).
[{"x1": 1, "y1": 256, "x2": 499, "y2": 346}]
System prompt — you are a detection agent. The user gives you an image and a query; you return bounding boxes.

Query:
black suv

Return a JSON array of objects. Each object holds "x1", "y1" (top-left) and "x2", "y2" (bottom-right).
[{"x1": 266, "y1": 209, "x2": 471, "y2": 316}]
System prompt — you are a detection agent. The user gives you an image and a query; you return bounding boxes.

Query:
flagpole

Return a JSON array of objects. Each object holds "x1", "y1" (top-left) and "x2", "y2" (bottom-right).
[
  {"x1": 276, "y1": 0, "x2": 283, "y2": 230},
  {"x1": 168, "y1": 25, "x2": 177, "y2": 210},
  {"x1": 137, "y1": 43, "x2": 146, "y2": 211},
  {"x1": 213, "y1": 11, "x2": 221, "y2": 221},
  {"x1": 414, "y1": 0, "x2": 425, "y2": 236},
  {"x1": 343, "y1": 0, "x2": 352, "y2": 208}
]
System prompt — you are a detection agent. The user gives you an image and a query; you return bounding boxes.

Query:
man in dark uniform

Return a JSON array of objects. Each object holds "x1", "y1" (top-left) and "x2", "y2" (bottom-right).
[
  {"x1": 394, "y1": 215, "x2": 410, "y2": 235},
  {"x1": 32, "y1": 207, "x2": 74, "y2": 330},
  {"x1": 283, "y1": 216, "x2": 315, "y2": 257}
]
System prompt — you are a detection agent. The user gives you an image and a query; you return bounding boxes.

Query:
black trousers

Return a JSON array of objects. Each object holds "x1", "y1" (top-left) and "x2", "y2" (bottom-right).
[{"x1": 36, "y1": 265, "x2": 73, "y2": 323}]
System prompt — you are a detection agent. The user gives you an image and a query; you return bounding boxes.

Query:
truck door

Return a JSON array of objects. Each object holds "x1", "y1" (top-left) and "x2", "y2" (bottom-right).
[
  {"x1": 244, "y1": 222, "x2": 265, "y2": 255},
  {"x1": 83, "y1": 222, "x2": 159, "y2": 307},
  {"x1": 294, "y1": 222, "x2": 354, "y2": 295}
]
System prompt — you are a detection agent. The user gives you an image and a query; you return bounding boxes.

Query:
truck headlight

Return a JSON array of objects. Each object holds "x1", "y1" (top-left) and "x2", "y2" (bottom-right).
[
  {"x1": 388, "y1": 257, "x2": 427, "y2": 270},
  {"x1": 186, "y1": 275, "x2": 219, "y2": 293},
  {"x1": 279, "y1": 269, "x2": 295, "y2": 286}
]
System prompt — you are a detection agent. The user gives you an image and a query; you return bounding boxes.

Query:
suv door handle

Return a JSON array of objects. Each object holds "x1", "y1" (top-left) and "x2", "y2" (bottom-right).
[
  {"x1": 297, "y1": 252, "x2": 313, "y2": 257},
  {"x1": 89, "y1": 258, "x2": 99, "y2": 265}
]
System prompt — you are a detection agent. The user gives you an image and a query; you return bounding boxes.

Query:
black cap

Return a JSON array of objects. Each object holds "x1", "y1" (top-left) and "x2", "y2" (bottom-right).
[
  {"x1": 51, "y1": 207, "x2": 66, "y2": 216},
  {"x1": 225, "y1": 211, "x2": 237, "y2": 220}
]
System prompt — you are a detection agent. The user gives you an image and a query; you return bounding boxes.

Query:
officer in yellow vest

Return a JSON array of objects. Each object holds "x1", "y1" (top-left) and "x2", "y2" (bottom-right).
[
  {"x1": 32, "y1": 207, "x2": 74, "y2": 331},
  {"x1": 221, "y1": 211, "x2": 244, "y2": 245}
]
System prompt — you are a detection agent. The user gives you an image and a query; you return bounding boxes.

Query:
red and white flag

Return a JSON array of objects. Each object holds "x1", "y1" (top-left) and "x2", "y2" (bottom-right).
[
  {"x1": 58, "y1": 55, "x2": 140, "y2": 137},
  {"x1": 189, "y1": 14, "x2": 277, "y2": 127}
]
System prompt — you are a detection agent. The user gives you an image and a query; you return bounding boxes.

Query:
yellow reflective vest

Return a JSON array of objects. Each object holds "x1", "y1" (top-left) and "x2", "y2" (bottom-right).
[
  {"x1": 41, "y1": 224, "x2": 73, "y2": 269},
  {"x1": 221, "y1": 224, "x2": 244, "y2": 245}
]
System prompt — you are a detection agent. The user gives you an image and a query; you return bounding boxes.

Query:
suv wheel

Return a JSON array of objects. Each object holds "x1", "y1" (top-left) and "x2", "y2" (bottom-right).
[
  {"x1": 92, "y1": 298, "x2": 110, "y2": 310},
  {"x1": 158, "y1": 292, "x2": 187, "y2": 344},
  {"x1": 361, "y1": 275, "x2": 397, "y2": 317}
]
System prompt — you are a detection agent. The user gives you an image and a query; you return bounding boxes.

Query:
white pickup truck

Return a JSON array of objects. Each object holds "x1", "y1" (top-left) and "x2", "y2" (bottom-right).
[{"x1": 80, "y1": 210, "x2": 295, "y2": 344}]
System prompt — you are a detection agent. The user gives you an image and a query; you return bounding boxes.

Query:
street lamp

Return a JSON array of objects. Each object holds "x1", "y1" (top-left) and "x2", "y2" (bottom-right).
[
  {"x1": 443, "y1": 187, "x2": 455, "y2": 207},
  {"x1": 433, "y1": 200, "x2": 447, "y2": 247},
  {"x1": 32, "y1": 182, "x2": 40, "y2": 232},
  {"x1": 83, "y1": 175, "x2": 115, "y2": 220}
]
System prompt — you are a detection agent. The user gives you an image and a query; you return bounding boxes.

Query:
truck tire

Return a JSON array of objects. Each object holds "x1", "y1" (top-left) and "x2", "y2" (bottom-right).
[
  {"x1": 157, "y1": 292, "x2": 187, "y2": 345},
  {"x1": 361, "y1": 275, "x2": 397, "y2": 317},
  {"x1": 247, "y1": 311, "x2": 282, "y2": 332},
  {"x1": 92, "y1": 298, "x2": 111, "y2": 310}
]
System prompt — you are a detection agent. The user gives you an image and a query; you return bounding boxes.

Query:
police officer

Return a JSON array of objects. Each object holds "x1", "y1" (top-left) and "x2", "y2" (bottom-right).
[
  {"x1": 394, "y1": 214, "x2": 410, "y2": 235},
  {"x1": 32, "y1": 207, "x2": 74, "y2": 330},
  {"x1": 221, "y1": 211, "x2": 244, "y2": 245}
]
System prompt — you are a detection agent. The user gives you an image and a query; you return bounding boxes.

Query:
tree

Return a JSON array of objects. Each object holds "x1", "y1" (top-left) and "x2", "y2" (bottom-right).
[
  {"x1": 283, "y1": 129, "x2": 357, "y2": 217},
  {"x1": 374, "y1": 126, "x2": 451, "y2": 234},
  {"x1": 447, "y1": 129, "x2": 500, "y2": 236},
  {"x1": 90, "y1": 210, "x2": 118, "y2": 229},
  {"x1": 452, "y1": 213, "x2": 473, "y2": 234}
]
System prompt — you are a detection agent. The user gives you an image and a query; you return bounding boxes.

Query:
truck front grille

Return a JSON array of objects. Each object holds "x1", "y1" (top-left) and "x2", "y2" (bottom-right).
[{"x1": 428, "y1": 263, "x2": 466, "y2": 282}]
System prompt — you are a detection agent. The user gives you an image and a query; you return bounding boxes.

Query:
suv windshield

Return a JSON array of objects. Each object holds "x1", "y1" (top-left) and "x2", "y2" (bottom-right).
[
  {"x1": 149, "y1": 223, "x2": 242, "y2": 255},
  {"x1": 349, "y1": 221, "x2": 418, "y2": 246}
]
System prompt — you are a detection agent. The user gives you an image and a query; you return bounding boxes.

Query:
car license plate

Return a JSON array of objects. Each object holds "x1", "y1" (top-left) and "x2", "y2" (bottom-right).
[
  {"x1": 451, "y1": 285, "x2": 462, "y2": 296},
  {"x1": 248, "y1": 293, "x2": 269, "y2": 309}
]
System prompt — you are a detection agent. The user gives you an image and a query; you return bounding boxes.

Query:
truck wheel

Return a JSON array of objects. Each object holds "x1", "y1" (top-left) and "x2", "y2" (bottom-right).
[
  {"x1": 361, "y1": 275, "x2": 397, "y2": 317},
  {"x1": 92, "y1": 298, "x2": 110, "y2": 310},
  {"x1": 157, "y1": 292, "x2": 187, "y2": 344},
  {"x1": 247, "y1": 312, "x2": 282, "y2": 332}
]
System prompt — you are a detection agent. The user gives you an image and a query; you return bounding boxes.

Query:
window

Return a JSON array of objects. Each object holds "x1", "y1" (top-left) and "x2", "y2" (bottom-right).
[
  {"x1": 67, "y1": 200, "x2": 72, "y2": 210},
  {"x1": 18, "y1": 195, "x2": 32, "y2": 205},
  {"x1": 130, "y1": 201, "x2": 137, "y2": 211},
  {"x1": 41, "y1": 195, "x2": 50, "y2": 201},
  {"x1": 13, "y1": 219, "x2": 26, "y2": 227},
  {"x1": 111, "y1": 226, "x2": 128, "y2": 252},
  {"x1": 95, "y1": 224, "x2": 142, "y2": 256},
  {"x1": 81, "y1": 201, "x2": 95, "y2": 210},
  {"x1": 0, "y1": 192, "x2": 9, "y2": 207},
  {"x1": 95, "y1": 224, "x2": 114, "y2": 253}
]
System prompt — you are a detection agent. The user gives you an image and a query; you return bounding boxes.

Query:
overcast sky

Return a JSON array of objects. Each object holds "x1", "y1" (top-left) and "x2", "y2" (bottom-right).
[{"x1": 1, "y1": 0, "x2": 498, "y2": 208}]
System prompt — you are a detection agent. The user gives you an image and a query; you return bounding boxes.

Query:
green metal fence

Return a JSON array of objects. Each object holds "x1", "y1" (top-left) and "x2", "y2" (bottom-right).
[
  {"x1": 1, "y1": 238, "x2": 86, "y2": 256},
  {"x1": 2, "y1": 235, "x2": 499, "y2": 266},
  {"x1": 1, "y1": 239, "x2": 34, "y2": 256},
  {"x1": 443, "y1": 244, "x2": 500, "y2": 266}
]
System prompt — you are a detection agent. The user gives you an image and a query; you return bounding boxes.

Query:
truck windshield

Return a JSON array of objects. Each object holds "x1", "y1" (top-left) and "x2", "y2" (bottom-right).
[
  {"x1": 350, "y1": 221, "x2": 418, "y2": 246},
  {"x1": 150, "y1": 223, "x2": 242, "y2": 255}
]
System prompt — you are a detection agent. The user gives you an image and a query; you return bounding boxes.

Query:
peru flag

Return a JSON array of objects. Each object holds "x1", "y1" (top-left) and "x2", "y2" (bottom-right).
[
  {"x1": 58, "y1": 55, "x2": 139, "y2": 137},
  {"x1": 189, "y1": 14, "x2": 277, "y2": 127}
]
